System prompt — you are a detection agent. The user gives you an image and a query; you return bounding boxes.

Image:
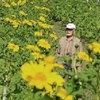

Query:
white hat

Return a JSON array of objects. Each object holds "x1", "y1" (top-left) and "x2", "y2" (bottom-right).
[{"x1": 66, "y1": 23, "x2": 76, "y2": 29}]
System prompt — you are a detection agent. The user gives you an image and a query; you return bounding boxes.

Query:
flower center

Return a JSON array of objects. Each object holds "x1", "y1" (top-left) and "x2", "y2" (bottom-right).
[
  {"x1": 36, "y1": 72, "x2": 46, "y2": 81},
  {"x1": 83, "y1": 54, "x2": 88, "y2": 58}
]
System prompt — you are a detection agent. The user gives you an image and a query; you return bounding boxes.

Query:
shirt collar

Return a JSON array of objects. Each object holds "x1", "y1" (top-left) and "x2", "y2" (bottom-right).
[{"x1": 66, "y1": 36, "x2": 74, "y2": 41}]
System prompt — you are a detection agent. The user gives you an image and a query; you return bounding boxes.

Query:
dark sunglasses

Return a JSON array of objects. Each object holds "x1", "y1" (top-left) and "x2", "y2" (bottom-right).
[{"x1": 66, "y1": 28, "x2": 74, "y2": 31}]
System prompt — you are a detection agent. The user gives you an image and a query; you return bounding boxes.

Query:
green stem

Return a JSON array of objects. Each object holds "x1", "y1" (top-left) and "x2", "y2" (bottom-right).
[
  {"x1": 95, "y1": 94, "x2": 99, "y2": 100},
  {"x1": 72, "y1": 54, "x2": 77, "y2": 74},
  {"x1": 97, "y1": 65, "x2": 100, "y2": 100}
]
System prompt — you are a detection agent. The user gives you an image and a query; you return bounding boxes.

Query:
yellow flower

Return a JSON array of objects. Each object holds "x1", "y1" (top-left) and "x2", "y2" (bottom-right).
[
  {"x1": 39, "y1": 56, "x2": 64, "y2": 70},
  {"x1": 8, "y1": 43, "x2": 19, "y2": 52},
  {"x1": 34, "y1": 31, "x2": 43, "y2": 37},
  {"x1": 39, "y1": 56, "x2": 54, "y2": 67},
  {"x1": 4, "y1": 18, "x2": 20, "y2": 28},
  {"x1": 41, "y1": 7, "x2": 50, "y2": 12},
  {"x1": 11, "y1": 20, "x2": 20, "y2": 28},
  {"x1": 31, "y1": 52, "x2": 41, "y2": 59},
  {"x1": 38, "y1": 22, "x2": 53, "y2": 29},
  {"x1": 37, "y1": 39, "x2": 51, "y2": 50},
  {"x1": 65, "y1": 95, "x2": 73, "y2": 100},
  {"x1": 42, "y1": 85, "x2": 53, "y2": 96},
  {"x1": 22, "y1": 19, "x2": 33, "y2": 26},
  {"x1": 57, "y1": 87, "x2": 73, "y2": 100},
  {"x1": 19, "y1": 10, "x2": 27, "y2": 16},
  {"x1": 31, "y1": 1, "x2": 34, "y2": 4},
  {"x1": 4, "y1": 18, "x2": 11, "y2": 22},
  {"x1": 88, "y1": 42, "x2": 100, "y2": 53},
  {"x1": 78, "y1": 52, "x2": 92, "y2": 62},
  {"x1": 57, "y1": 87, "x2": 67, "y2": 99},
  {"x1": 88, "y1": 44, "x2": 93, "y2": 50},
  {"x1": 26, "y1": 45, "x2": 40, "y2": 52},
  {"x1": 4, "y1": 3, "x2": 10, "y2": 8},
  {"x1": 30, "y1": 20, "x2": 37, "y2": 25},
  {"x1": 11, "y1": 1, "x2": 17, "y2": 6},
  {"x1": 11, "y1": 15, "x2": 16, "y2": 18},
  {"x1": 21, "y1": 61, "x2": 65, "y2": 90},
  {"x1": 31, "y1": 52, "x2": 45, "y2": 60},
  {"x1": 93, "y1": 47, "x2": 100, "y2": 53},
  {"x1": 43, "y1": 56, "x2": 55, "y2": 64},
  {"x1": 39, "y1": 16, "x2": 46, "y2": 22},
  {"x1": 39, "y1": 62, "x2": 56, "y2": 71},
  {"x1": 53, "y1": 63, "x2": 64, "y2": 69},
  {"x1": 50, "y1": 33, "x2": 58, "y2": 40},
  {"x1": 34, "y1": 6, "x2": 40, "y2": 9},
  {"x1": 17, "y1": 0, "x2": 26, "y2": 5},
  {"x1": 17, "y1": 0, "x2": 21, "y2": 5}
]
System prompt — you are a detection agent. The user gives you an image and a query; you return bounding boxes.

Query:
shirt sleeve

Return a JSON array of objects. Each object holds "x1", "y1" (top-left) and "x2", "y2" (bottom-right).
[
  {"x1": 55, "y1": 39, "x2": 62, "y2": 57},
  {"x1": 79, "y1": 41, "x2": 83, "y2": 52}
]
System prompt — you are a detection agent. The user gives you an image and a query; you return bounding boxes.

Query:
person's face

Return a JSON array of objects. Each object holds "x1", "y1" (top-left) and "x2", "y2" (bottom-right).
[{"x1": 66, "y1": 28, "x2": 75, "y2": 36}]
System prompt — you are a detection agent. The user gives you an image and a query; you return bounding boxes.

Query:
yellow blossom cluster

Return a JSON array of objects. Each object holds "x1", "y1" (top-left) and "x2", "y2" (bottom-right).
[
  {"x1": 34, "y1": 6, "x2": 40, "y2": 9},
  {"x1": 17, "y1": 0, "x2": 27, "y2": 5},
  {"x1": 22, "y1": 19, "x2": 37, "y2": 26},
  {"x1": 39, "y1": 16, "x2": 46, "y2": 22},
  {"x1": 11, "y1": 1, "x2": 17, "y2": 6},
  {"x1": 3, "y1": 0, "x2": 27, "y2": 7},
  {"x1": 37, "y1": 39, "x2": 51, "y2": 50},
  {"x1": 22, "y1": 19, "x2": 33, "y2": 26},
  {"x1": 26, "y1": 45, "x2": 40, "y2": 52},
  {"x1": 4, "y1": 17, "x2": 37, "y2": 27},
  {"x1": 77, "y1": 52, "x2": 92, "y2": 62},
  {"x1": 3, "y1": 3, "x2": 52, "y2": 29},
  {"x1": 41, "y1": 7, "x2": 50, "y2": 12},
  {"x1": 34, "y1": 31, "x2": 43, "y2": 37},
  {"x1": 50, "y1": 32, "x2": 58, "y2": 40},
  {"x1": 34, "y1": 6, "x2": 50, "y2": 12},
  {"x1": 26, "y1": 45, "x2": 45, "y2": 59},
  {"x1": 3, "y1": 2, "x2": 11, "y2": 8},
  {"x1": 88, "y1": 42, "x2": 100, "y2": 53},
  {"x1": 19, "y1": 10, "x2": 27, "y2": 16},
  {"x1": 38, "y1": 22, "x2": 53, "y2": 29},
  {"x1": 7, "y1": 43, "x2": 19, "y2": 52},
  {"x1": 31, "y1": 52, "x2": 45, "y2": 60},
  {"x1": 40, "y1": 56, "x2": 64, "y2": 69},
  {"x1": 30, "y1": 20, "x2": 37, "y2": 25},
  {"x1": 11, "y1": 15, "x2": 16, "y2": 18},
  {"x1": 4, "y1": 17, "x2": 20, "y2": 28}
]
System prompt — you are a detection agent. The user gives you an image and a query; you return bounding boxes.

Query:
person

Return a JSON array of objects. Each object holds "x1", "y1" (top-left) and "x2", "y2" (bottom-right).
[{"x1": 56, "y1": 23, "x2": 83, "y2": 70}]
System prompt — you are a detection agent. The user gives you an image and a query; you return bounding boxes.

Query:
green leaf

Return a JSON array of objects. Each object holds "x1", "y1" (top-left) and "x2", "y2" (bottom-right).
[
  {"x1": 72, "y1": 87, "x2": 84, "y2": 96},
  {"x1": 10, "y1": 72, "x2": 21, "y2": 85},
  {"x1": 24, "y1": 92, "x2": 34, "y2": 100},
  {"x1": 33, "y1": 92, "x2": 53, "y2": 100},
  {"x1": 0, "y1": 85, "x2": 4, "y2": 99}
]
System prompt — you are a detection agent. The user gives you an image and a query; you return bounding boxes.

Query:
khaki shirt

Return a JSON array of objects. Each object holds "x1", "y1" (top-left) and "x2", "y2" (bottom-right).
[{"x1": 56, "y1": 36, "x2": 83, "y2": 57}]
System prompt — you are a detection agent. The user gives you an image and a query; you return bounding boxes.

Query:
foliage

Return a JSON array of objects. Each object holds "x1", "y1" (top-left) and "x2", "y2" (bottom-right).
[
  {"x1": 47, "y1": 0, "x2": 100, "y2": 42},
  {"x1": 0, "y1": 0, "x2": 100, "y2": 100},
  {"x1": 0, "y1": 0, "x2": 59, "y2": 99}
]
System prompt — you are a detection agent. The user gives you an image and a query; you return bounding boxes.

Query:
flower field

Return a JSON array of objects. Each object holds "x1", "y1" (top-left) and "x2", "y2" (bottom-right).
[{"x1": 0, "y1": 0, "x2": 100, "y2": 100}]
